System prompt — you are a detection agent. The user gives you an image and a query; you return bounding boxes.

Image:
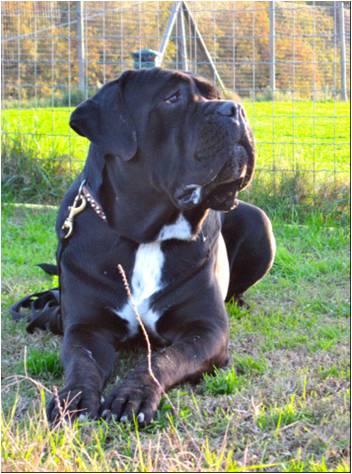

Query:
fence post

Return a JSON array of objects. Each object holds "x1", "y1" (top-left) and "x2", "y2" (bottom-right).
[
  {"x1": 338, "y1": 2, "x2": 347, "y2": 101},
  {"x1": 178, "y1": 6, "x2": 189, "y2": 71},
  {"x1": 158, "y1": 1, "x2": 182, "y2": 66},
  {"x1": 183, "y1": 1, "x2": 226, "y2": 92},
  {"x1": 77, "y1": 1, "x2": 86, "y2": 96},
  {"x1": 269, "y1": 0, "x2": 276, "y2": 95}
]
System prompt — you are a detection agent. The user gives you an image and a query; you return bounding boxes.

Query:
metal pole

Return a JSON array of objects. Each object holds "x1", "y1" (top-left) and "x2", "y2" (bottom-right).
[
  {"x1": 158, "y1": 1, "x2": 183, "y2": 66},
  {"x1": 77, "y1": 1, "x2": 85, "y2": 94},
  {"x1": 183, "y1": 1, "x2": 226, "y2": 92},
  {"x1": 338, "y1": 2, "x2": 347, "y2": 101},
  {"x1": 269, "y1": 0, "x2": 276, "y2": 94},
  {"x1": 178, "y1": 7, "x2": 189, "y2": 70}
]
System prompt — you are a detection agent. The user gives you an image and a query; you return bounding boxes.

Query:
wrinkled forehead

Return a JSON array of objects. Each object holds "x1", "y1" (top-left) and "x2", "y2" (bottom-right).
[{"x1": 123, "y1": 68, "x2": 220, "y2": 102}]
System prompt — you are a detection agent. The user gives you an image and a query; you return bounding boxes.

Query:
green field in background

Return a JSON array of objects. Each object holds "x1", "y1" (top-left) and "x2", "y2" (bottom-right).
[{"x1": 2, "y1": 101, "x2": 350, "y2": 176}]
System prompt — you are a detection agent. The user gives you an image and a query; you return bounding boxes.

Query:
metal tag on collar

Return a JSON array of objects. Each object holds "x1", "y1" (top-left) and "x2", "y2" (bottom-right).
[{"x1": 61, "y1": 180, "x2": 87, "y2": 239}]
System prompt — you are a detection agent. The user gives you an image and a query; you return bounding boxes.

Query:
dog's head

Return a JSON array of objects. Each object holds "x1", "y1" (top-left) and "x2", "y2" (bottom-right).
[
  {"x1": 70, "y1": 68, "x2": 255, "y2": 239},
  {"x1": 70, "y1": 68, "x2": 254, "y2": 241}
]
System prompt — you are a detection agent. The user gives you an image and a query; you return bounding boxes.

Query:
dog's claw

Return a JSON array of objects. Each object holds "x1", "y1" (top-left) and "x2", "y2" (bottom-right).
[
  {"x1": 101, "y1": 409, "x2": 111, "y2": 419},
  {"x1": 101, "y1": 372, "x2": 162, "y2": 426},
  {"x1": 101, "y1": 409, "x2": 118, "y2": 422}
]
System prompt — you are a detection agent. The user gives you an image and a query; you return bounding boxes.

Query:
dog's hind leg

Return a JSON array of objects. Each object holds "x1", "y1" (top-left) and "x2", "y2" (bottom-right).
[
  {"x1": 221, "y1": 201, "x2": 276, "y2": 303},
  {"x1": 10, "y1": 288, "x2": 63, "y2": 335}
]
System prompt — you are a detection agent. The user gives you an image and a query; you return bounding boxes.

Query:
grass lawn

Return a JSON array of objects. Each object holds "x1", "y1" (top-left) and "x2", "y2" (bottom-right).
[
  {"x1": 1, "y1": 203, "x2": 349, "y2": 472},
  {"x1": 2, "y1": 101, "x2": 349, "y2": 210},
  {"x1": 2, "y1": 100, "x2": 350, "y2": 176}
]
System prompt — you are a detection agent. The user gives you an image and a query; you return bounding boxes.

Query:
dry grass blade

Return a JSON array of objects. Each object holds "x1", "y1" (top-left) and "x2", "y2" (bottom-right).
[{"x1": 4, "y1": 374, "x2": 53, "y2": 394}]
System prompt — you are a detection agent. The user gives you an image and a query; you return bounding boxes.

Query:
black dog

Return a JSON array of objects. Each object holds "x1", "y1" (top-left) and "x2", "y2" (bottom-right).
[{"x1": 14, "y1": 68, "x2": 275, "y2": 424}]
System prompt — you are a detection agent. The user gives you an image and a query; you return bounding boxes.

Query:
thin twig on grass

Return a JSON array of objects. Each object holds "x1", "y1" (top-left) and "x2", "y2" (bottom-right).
[
  {"x1": 53, "y1": 386, "x2": 83, "y2": 424},
  {"x1": 117, "y1": 264, "x2": 175, "y2": 412},
  {"x1": 117, "y1": 265, "x2": 163, "y2": 393},
  {"x1": 117, "y1": 263, "x2": 243, "y2": 460},
  {"x1": 4, "y1": 374, "x2": 52, "y2": 394},
  {"x1": 53, "y1": 385, "x2": 65, "y2": 421}
]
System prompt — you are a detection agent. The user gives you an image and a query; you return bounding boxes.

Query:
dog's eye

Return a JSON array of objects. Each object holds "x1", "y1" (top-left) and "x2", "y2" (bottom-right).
[{"x1": 164, "y1": 91, "x2": 180, "y2": 104}]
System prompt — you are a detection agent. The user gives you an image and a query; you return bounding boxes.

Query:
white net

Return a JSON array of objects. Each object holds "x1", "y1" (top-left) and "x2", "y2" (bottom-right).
[{"x1": 1, "y1": 1, "x2": 350, "y2": 206}]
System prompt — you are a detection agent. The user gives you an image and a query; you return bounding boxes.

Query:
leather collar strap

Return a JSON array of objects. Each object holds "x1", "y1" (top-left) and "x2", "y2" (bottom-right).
[
  {"x1": 82, "y1": 185, "x2": 107, "y2": 222},
  {"x1": 61, "y1": 181, "x2": 107, "y2": 239}
]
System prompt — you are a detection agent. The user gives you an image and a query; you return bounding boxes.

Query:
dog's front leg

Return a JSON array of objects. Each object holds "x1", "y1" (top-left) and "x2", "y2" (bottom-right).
[
  {"x1": 47, "y1": 324, "x2": 116, "y2": 423},
  {"x1": 102, "y1": 316, "x2": 229, "y2": 425}
]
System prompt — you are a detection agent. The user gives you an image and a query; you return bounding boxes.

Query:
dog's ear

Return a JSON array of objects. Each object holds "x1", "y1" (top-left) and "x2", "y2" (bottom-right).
[
  {"x1": 193, "y1": 77, "x2": 221, "y2": 100},
  {"x1": 183, "y1": 72, "x2": 221, "y2": 100},
  {"x1": 69, "y1": 72, "x2": 137, "y2": 161}
]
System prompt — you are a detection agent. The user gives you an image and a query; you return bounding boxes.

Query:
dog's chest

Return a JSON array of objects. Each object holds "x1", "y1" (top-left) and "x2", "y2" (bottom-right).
[
  {"x1": 113, "y1": 212, "x2": 229, "y2": 337},
  {"x1": 116, "y1": 241, "x2": 165, "y2": 336},
  {"x1": 114, "y1": 215, "x2": 194, "y2": 336}
]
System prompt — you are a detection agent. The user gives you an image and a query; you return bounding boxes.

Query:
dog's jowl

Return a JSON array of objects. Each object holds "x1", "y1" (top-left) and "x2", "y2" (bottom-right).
[{"x1": 13, "y1": 68, "x2": 276, "y2": 425}]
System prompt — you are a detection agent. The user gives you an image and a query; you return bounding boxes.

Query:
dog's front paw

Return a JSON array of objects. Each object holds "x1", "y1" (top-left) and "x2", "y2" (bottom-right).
[
  {"x1": 47, "y1": 385, "x2": 101, "y2": 423},
  {"x1": 101, "y1": 372, "x2": 162, "y2": 425}
]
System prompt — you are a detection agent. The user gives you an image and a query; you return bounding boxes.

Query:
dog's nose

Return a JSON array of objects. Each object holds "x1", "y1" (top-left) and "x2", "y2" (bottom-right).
[{"x1": 217, "y1": 101, "x2": 237, "y2": 118}]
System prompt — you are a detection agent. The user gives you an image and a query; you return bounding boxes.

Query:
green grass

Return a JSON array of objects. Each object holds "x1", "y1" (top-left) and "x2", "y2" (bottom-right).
[
  {"x1": 282, "y1": 456, "x2": 350, "y2": 473},
  {"x1": 2, "y1": 107, "x2": 87, "y2": 164},
  {"x1": 203, "y1": 367, "x2": 243, "y2": 395},
  {"x1": 2, "y1": 101, "x2": 349, "y2": 171},
  {"x1": 1, "y1": 203, "x2": 349, "y2": 472},
  {"x1": 2, "y1": 101, "x2": 350, "y2": 205},
  {"x1": 233, "y1": 354, "x2": 267, "y2": 375},
  {"x1": 256, "y1": 394, "x2": 314, "y2": 431},
  {"x1": 24, "y1": 349, "x2": 63, "y2": 378},
  {"x1": 245, "y1": 101, "x2": 349, "y2": 173}
]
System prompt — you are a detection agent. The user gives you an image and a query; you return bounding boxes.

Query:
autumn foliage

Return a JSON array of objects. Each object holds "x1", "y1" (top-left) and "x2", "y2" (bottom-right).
[{"x1": 2, "y1": 1, "x2": 349, "y2": 104}]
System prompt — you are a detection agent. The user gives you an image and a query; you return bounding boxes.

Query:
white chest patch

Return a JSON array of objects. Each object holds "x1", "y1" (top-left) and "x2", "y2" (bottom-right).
[
  {"x1": 114, "y1": 214, "x2": 225, "y2": 336},
  {"x1": 215, "y1": 233, "x2": 230, "y2": 300},
  {"x1": 158, "y1": 213, "x2": 194, "y2": 241},
  {"x1": 116, "y1": 242, "x2": 164, "y2": 336}
]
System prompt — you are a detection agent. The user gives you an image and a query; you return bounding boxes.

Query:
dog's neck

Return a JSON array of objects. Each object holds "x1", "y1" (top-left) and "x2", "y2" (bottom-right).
[
  {"x1": 98, "y1": 160, "x2": 208, "y2": 244},
  {"x1": 82, "y1": 146, "x2": 209, "y2": 243}
]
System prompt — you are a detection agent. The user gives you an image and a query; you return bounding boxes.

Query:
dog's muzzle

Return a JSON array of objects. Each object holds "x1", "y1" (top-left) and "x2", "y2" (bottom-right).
[
  {"x1": 202, "y1": 143, "x2": 249, "y2": 211},
  {"x1": 175, "y1": 142, "x2": 251, "y2": 212},
  {"x1": 174, "y1": 100, "x2": 253, "y2": 212}
]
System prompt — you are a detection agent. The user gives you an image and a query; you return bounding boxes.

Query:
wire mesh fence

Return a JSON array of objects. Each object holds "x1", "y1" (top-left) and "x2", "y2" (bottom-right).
[{"x1": 1, "y1": 1, "x2": 350, "y2": 210}]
